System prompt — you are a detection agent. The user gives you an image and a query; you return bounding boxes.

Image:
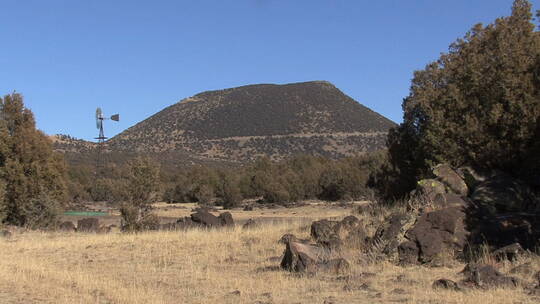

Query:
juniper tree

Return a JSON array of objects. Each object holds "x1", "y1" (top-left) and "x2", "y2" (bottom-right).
[
  {"x1": 387, "y1": 0, "x2": 540, "y2": 195},
  {"x1": 0, "y1": 93, "x2": 67, "y2": 227}
]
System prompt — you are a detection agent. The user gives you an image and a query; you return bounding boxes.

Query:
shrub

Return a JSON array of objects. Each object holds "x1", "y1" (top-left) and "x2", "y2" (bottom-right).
[
  {"x1": 120, "y1": 157, "x2": 161, "y2": 231},
  {"x1": 194, "y1": 184, "x2": 214, "y2": 205},
  {"x1": 263, "y1": 182, "x2": 291, "y2": 204},
  {"x1": 221, "y1": 175, "x2": 243, "y2": 209},
  {"x1": 22, "y1": 194, "x2": 62, "y2": 229}
]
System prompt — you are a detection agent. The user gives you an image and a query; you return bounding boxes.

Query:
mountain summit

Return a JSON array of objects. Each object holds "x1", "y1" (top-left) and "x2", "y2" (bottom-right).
[{"x1": 105, "y1": 81, "x2": 395, "y2": 163}]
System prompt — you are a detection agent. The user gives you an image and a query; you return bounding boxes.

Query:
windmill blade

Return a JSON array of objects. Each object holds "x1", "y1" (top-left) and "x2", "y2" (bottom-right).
[
  {"x1": 96, "y1": 108, "x2": 103, "y2": 129},
  {"x1": 110, "y1": 114, "x2": 119, "y2": 121}
]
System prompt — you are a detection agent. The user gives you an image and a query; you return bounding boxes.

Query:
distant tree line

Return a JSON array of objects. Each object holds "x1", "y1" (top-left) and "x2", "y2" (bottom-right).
[{"x1": 63, "y1": 152, "x2": 388, "y2": 210}]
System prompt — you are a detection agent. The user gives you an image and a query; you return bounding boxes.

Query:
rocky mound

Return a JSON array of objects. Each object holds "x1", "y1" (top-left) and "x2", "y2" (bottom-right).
[{"x1": 369, "y1": 164, "x2": 540, "y2": 265}]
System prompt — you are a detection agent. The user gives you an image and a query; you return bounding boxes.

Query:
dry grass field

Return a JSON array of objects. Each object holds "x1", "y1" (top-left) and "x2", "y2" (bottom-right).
[{"x1": 1, "y1": 203, "x2": 539, "y2": 304}]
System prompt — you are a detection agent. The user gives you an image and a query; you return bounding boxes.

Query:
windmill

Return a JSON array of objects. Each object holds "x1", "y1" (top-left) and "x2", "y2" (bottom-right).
[{"x1": 94, "y1": 107, "x2": 119, "y2": 179}]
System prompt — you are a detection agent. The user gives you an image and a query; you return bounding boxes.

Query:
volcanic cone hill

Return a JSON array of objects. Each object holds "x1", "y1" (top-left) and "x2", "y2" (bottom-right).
[
  {"x1": 107, "y1": 81, "x2": 395, "y2": 162},
  {"x1": 55, "y1": 81, "x2": 396, "y2": 165}
]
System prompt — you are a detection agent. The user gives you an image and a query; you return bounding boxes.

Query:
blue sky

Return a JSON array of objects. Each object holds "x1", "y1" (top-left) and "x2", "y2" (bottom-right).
[{"x1": 1, "y1": 0, "x2": 538, "y2": 141}]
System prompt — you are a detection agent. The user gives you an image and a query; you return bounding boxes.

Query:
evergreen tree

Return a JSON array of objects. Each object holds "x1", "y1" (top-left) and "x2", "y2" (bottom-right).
[
  {"x1": 120, "y1": 156, "x2": 160, "y2": 231},
  {"x1": 387, "y1": 0, "x2": 540, "y2": 195},
  {"x1": 0, "y1": 93, "x2": 67, "y2": 227}
]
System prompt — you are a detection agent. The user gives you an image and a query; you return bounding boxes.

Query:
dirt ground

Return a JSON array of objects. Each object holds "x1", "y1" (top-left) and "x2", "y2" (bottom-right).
[{"x1": 1, "y1": 202, "x2": 540, "y2": 304}]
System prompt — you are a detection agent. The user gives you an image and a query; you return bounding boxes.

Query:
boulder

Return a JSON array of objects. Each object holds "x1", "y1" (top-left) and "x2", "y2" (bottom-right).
[
  {"x1": 77, "y1": 218, "x2": 100, "y2": 232},
  {"x1": 281, "y1": 241, "x2": 330, "y2": 272},
  {"x1": 218, "y1": 212, "x2": 235, "y2": 227},
  {"x1": 491, "y1": 243, "x2": 524, "y2": 262},
  {"x1": 311, "y1": 216, "x2": 367, "y2": 249},
  {"x1": 467, "y1": 212, "x2": 538, "y2": 250},
  {"x1": 311, "y1": 220, "x2": 338, "y2": 243},
  {"x1": 334, "y1": 216, "x2": 367, "y2": 246},
  {"x1": 433, "y1": 193, "x2": 469, "y2": 209},
  {"x1": 461, "y1": 263, "x2": 519, "y2": 288},
  {"x1": 175, "y1": 217, "x2": 200, "y2": 229},
  {"x1": 370, "y1": 213, "x2": 416, "y2": 261},
  {"x1": 509, "y1": 263, "x2": 534, "y2": 276},
  {"x1": 403, "y1": 207, "x2": 467, "y2": 263},
  {"x1": 59, "y1": 221, "x2": 76, "y2": 232},
  {"x1": 190, "y1": 210, "x2": 221, "y2": 228},
  {"x1": 433, "y1": 164, "x2": 468, "y2": 196},
  {"x1": 398, "y1": 241, "x2": 420, "y2": 265},
  {"x1": 416, "y1": 179, "x2": 446, "y2": 201},
  {"x1": 280, "y1": 241, "x2": 347, "y2": 274}
]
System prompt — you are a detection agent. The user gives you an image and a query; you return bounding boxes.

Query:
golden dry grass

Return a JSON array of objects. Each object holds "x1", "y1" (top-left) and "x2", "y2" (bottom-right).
[
  {"x1": 151, "y1": 201, "x2": 358, "y2": 221},
  {"x1": 1, "y1": 205, "x2": 540, "y2": 304}
]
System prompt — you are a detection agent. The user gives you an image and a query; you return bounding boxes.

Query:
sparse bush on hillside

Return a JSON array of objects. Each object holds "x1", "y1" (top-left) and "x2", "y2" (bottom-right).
[
  {"x1": 387, "y1": 0, "x2": 540, "y2": 197},
  {"x1": 0, "y1": 93, "x2": 67, "y2": 228}
]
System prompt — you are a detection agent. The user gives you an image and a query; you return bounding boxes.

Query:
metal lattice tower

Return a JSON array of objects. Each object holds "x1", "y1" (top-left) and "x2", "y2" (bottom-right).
[{"x1": 94, "y1": 108, "x2": 119, "y2": 181}]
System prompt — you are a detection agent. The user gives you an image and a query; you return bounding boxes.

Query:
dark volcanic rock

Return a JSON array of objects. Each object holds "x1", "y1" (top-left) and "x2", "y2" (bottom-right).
[
  {"x1": 403, "y1": 207, "x2": 467, "y2": 263},
  {"x1": 175, "y1": 217, "x2": 200, "y2": 229},
  {"x1": 491, "y1": 243, "x2": 524, "y2": 261},
  {"x1": 281, "y1": 241, "x2": 330, "y2": 273},
  {"x1": 467, "y1": 212, "x2": 538, "y2": 250},
  {"x1": 398, "y1": 241, "x2": 420, "y2": 265},
  {"x1": 77, "y1": 218, "x2": 100, "y2": 232},
  {"x1": 433, "y1": 164, "x2": 469, "y2": 196},
  {"x1": 218, "y1": 212, "x2": 235, "y2": 227},
  {"x1": 191, "y1": 210, "x2": 221, "y2": 228},
  {"x1": 280, "y1": 241, "x2": 347, "y2": 274},
  {"x1": 370, "y1": 213, "x2": 416, "y2": 260},
  {"x1": 311, "y1": 220, "x2": 338, "y2": 243},
  {"x1": 311, "y1": 216, "x2": 366, "y2": 249},
  {"x1": 461, "y1": 263, "x2": 519, "y2": 288},
  {"x1": 59, "y1": 221, "x2": 76, "y2": 232},
  {"x1": 416, "y1": 179, "x2": 446, "y2": 201}
]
